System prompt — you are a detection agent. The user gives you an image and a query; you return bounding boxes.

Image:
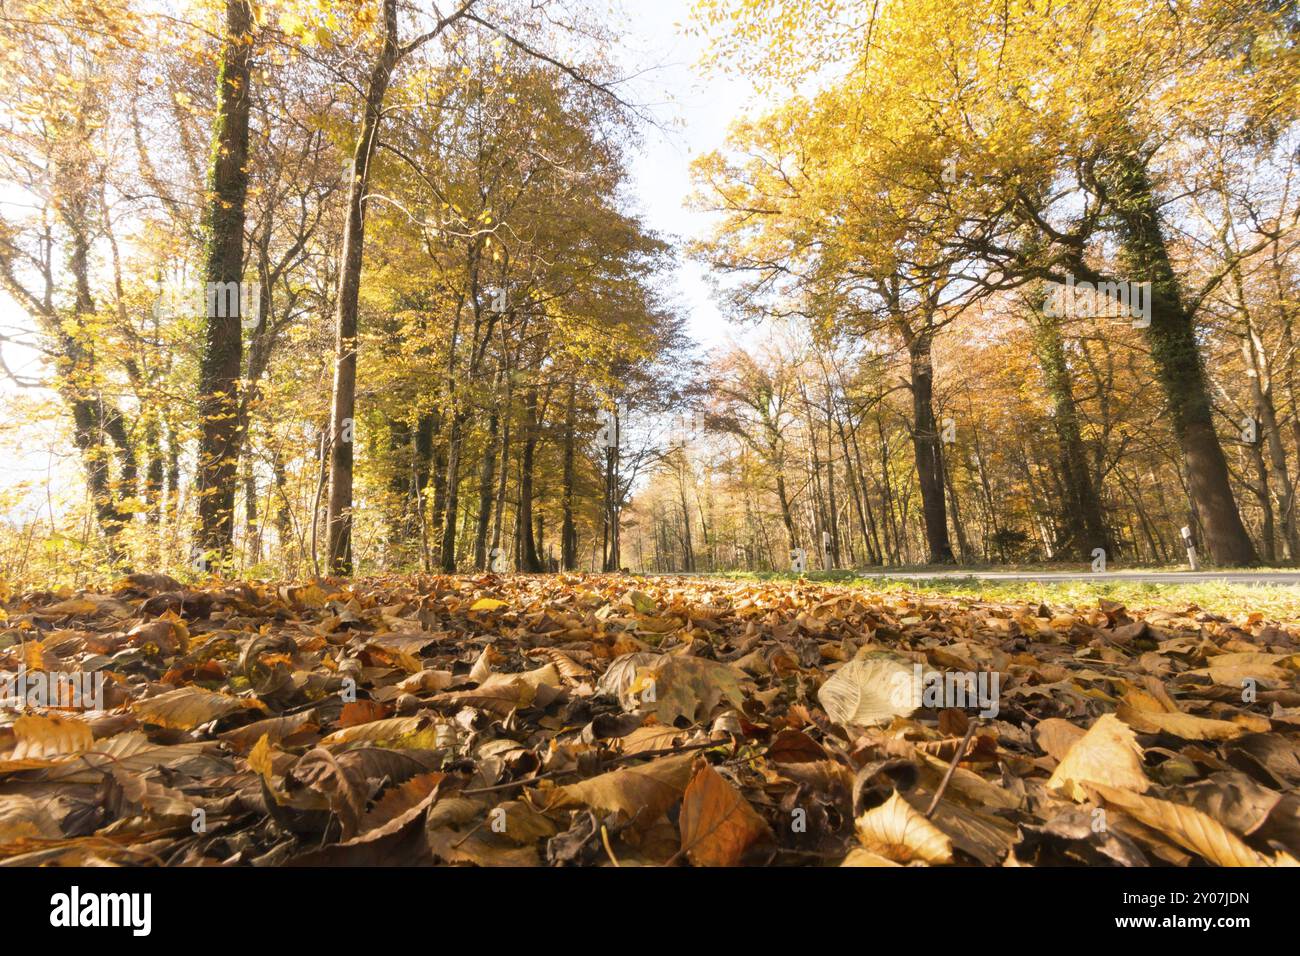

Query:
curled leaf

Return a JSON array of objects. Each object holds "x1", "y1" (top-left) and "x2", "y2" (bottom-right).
[{"x1": 854, "y1": 791, "x2": 953, "y2": 865}]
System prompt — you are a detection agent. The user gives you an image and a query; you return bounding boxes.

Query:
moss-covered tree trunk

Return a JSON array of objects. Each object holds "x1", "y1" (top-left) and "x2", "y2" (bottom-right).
[
  {"x1": 1030, "y1": 297, "x2": 1113, "y2": 561},
  {"x1": 196, "y1": 0, "x2": 253, "y2": 560},
  {"x1": 1109, "y1": 153, "x2": 1257, "y2": 565}
]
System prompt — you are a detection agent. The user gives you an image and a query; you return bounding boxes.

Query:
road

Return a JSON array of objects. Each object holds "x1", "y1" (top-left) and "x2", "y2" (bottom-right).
[{"x1": 849, "y1": 570, "x2": 1300, "y2": 585}]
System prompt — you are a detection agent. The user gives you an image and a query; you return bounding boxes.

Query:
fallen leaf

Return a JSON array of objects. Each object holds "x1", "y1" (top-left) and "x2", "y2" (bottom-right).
[
  {"x1": 546, "y1": 753, "x2": 695, "y2": 821},
  {"x1": 133, "y1": 687, "x2": 265, "y2": 730},
  {"x1": 1087, "y1": 782, "x2": 1274, "y2": 867},
  {"x1": 1048, "y1": 713, "x2": 1150, "y2": 801},
  {"x1": 678, "y1": 762, "x2": 771, "y2": 866},
  {"x1": 855, "y1": 791, "x2": 953, "y2": 864},
  {"x1": 817, "y1": 654, "x2": 916, "y2": 729}
]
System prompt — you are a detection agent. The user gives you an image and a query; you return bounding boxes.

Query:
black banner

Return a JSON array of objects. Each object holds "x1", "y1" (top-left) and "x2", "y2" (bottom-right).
[{"x1": 3, "y1": 864, "x2": 1278, "y2": 946}]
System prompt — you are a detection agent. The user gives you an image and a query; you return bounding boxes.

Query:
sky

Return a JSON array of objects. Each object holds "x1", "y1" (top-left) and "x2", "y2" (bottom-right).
[
  {"x1": 614, "y1": 0, "x2": 759, "y2": 352},
  {"x1": 0, "y1": 2, "x2": 762, "y2": 510}
]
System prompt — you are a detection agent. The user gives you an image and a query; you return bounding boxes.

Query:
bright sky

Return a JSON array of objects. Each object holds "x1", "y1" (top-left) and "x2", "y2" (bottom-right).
[
  {"x1": 615, "y1": 0, "x2": 758, "y2": 351},
  {"x1": 0, "y1": 3, "x2": 759, "y2": 511}
]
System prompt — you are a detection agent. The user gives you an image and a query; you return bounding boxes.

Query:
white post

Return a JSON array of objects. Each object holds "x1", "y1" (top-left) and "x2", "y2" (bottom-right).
[{"x1": 1181, "y1": 526, "x2": 1199, "y2": 571}]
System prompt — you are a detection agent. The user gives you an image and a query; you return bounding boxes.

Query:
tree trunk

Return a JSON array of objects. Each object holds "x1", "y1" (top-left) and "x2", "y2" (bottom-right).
[
  {"x1": 1031, "y1": 298, "x2": 1112, "y2": 560},
  {"x1": 907, "y1": 333, "x2": 954, "y2": 563},
  {"x1": 492, "y1": 404, "x2": 512, "y2": 556},
  {"x1": 272, "y1": 449, "x2": 290, "y2": 563},
  {"x1": 439, "y1": 409, "x2": 468, "y2": 572},
  {"x1": 421, "y1": 412, "x2": 443, "y2": 569},
  {"x1": 383, "y1": 415, "x2": 410, "y2": 545},
  {"x1": 473, "y1": 399, "x2": 500, "y2": 571},
  {"x1": 943, "y1": 450, "x2": 971, "y2": 561},
  {"x1": 1241, "y1": 309, "x2": 1299, "y2": 562},
  {"x1": 196, "y1": 0, "x2": 253, "y2": 560},
  {"x1": 561, "y1": 380, "x2": 578, "y2": 570},
  {"x1": 1109, "y1": 152, "x2": 1257, "y2": 565},
  {"x1": 823, "y1": 414, "x2": 840, "y2": 567},
  {"x1": 677, "y1": 459, "x2": 695, "y2": 572},
  {"x1": 243, "y1": 460, "x2": 260, "y2": 567},
  {"x1": 518, "y1": 385, "x2": 543, "y2": 572},
  {"x1": 601, "y1": 410, "x2": 622, "y2": 571},
  {"x1": 1248, "y1": 433, "x2": 1276, "y2": 564},
  {"x1": 836, "y1": 412, "x2": 875, "y2": 564},
  {"x1": 59, "y1": 215, "x2": 137, "y2": 562},
  {"x1": 775, "y1": 472, "x2": 796, "y2": 552},
  {"x1": 877, "y1": 412, "x2": 901, "y2": 564},
  {"x1": 325, "y1": 0, "x2": 400, "y2": 573}
]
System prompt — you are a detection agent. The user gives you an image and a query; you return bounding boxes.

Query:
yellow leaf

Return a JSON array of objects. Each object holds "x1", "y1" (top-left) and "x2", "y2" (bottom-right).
[
  {"x1": 249, "y1": 733, "x2": 291, "y2": 805},
  {"x1": 1048, "y1": 713, "x2": 1150, "y2": 801},
  {"x1": 1087, "y1": 783, "x2": 1274, "y2": 867},
  {"x1": 855, "y1": 791, "x2": 953, "y2": 865},
  {"x1": 1117, "y1": 704, "x2": 1266, "y2": 741},
  {"x1": 133, "y1": 687, "x2": 265, "y2": 730},
  {"x1": 0, "y1": 715, "x2": 93, "y2": 770},
  {"x1": 546, "y1": 753, "x2": 695, "y2": 821}
]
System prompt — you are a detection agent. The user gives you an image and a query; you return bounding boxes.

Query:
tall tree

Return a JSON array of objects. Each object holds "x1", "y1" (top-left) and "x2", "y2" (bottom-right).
[{"x1": 195, "y1": 0, "x2": 254, "y2": 560}]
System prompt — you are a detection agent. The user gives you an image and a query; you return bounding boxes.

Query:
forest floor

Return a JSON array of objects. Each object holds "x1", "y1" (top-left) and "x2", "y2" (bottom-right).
[
  {"x1": 0, "y1": 572, "x2": 1296, "y2": 866},
  {"x1": 711, "y1": 569, "x2": 1300, "y2": 620}
]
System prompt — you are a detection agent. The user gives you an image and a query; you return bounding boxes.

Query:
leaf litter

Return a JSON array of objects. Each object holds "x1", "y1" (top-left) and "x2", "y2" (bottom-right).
[{"x1": 0, "y1": 573, "x2": 1297, "y2": 866}]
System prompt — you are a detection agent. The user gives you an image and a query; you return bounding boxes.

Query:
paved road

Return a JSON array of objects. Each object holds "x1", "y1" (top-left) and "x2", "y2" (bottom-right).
[
  {"x1": 650, "y1": 570, "x2": 1300, "y2": 585},
  {"x1": 849, "y1": 570, "x2": 1300, "y2": 585}
]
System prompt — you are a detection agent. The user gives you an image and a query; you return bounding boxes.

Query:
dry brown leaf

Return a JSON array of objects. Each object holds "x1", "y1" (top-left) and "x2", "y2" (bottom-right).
[
  {"x1": 431, "y1": 676, "x2": 536, "y2": 715},
  {"x1": 637, "y1": 656, "x2": 749, "y2": 725},
  {"x1": 219, "y1": 711, "x2": 318, "y2": 752},
  {"x1": 132, "y1": 686, "x2": 264, "y2": 730},
  {"x1": 1048, "y1": 713, "x2": 1150, "y2": 801},
  {"x1": 618, "y1": 724, "x2": 688, "y2": 756},
  {"x1": 339, "y1": 700, "x2": 392, "y2": 727},
  {"x1": 319, "y1": 716, "x2": 429, "y2": 747},
  {"x1": 4, "y1": 571, "x2": 1296, "y2": 871},
  {"x1": 1034, "y1": 718, "x2": 1087, "y2": 763},
  {"x1": 545, "y1": 752, "x2": 695, "y2": 821},
  {"x1": 1117, "y1": 704, "x2": 1267, "y2": 741},
  {"x1": 1087, "y1": 782, "x2": 1274, "y2": 867},
  {"x1": 0, "y1": 794, "x2": 62, "y2": 841},
  {"x1": 840, "y1": 847, "x2": 902, "y2": 867},
  {"x1": 362, "y1": 772, "x2": 446, "y2": 832},
  {"x1": 678, "y1": 762, "x2": 771, "y2": 866},
  {"x1": 396, "y1": 669, "x2": 454, "y2": 694}
]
